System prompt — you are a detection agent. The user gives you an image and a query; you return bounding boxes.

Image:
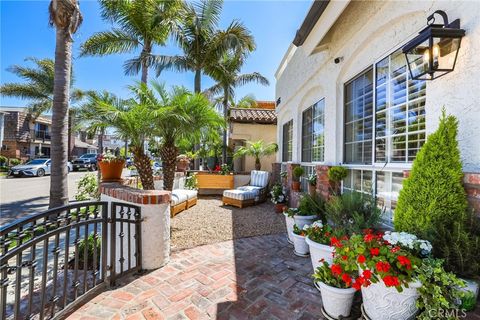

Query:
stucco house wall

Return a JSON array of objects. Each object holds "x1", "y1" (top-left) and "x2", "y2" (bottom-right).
[
  {"x1": 275, "y1": 0, "x2": 480, "y2": 172},
  {"x1": 230, "y1": 122, "x2": 277, "y2": 172}
]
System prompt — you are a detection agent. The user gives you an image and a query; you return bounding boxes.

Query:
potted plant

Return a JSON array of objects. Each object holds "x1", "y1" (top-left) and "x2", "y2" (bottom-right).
[
  {"x1": 280, "y1": 170, "x2": 288, "y2": 186},
  {"x1": 270, "y1": 183, "x2": 287, "y2": 213},
  {"x1": 327, "y1": 166, "x2": 347, "y2": 195},
  {"x1": 338, "y1": 230, "x2": 428, "y2": 320},
  {"x1": 313, "y1": 260, "x2": 359, "y2": 319},
  {"x1": 292, "y1": 224, "x2": 309, "y2": 256},
  {"x1": 307, "y1": 172, "x2": 317, "y2": 196},
  {"x1": 176, "y1": 154, "x2": 190, "y2": 172},
  {"x1": 291, "y1": 166, "x2": 304, "y2": 191},
  {"x1": 97, "y1": 151, "x2": 125, "y2": 182},
  {"x1": 305, "y1": 222, "x2": 339, "y2": 268},
  {"x1": 284, "y1": 208, "x2": 298, "y2": 244},
  {"x1": 294, "y1": 194, "x2": 323, "y2": 229}
]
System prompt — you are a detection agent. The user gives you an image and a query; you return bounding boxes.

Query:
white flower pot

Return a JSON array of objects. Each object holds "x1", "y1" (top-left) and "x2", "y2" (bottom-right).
[
  {"x1": 319, "y1": 282, "x2": 356, "y2": 319},
  {"x1": 306, "y1": 236, "x2": 334, "y2": 270},
  {"x1": 293, "y1": 214, "x2": 317, "y2": 229},
  {"x1": 283, "y1": 213, "x2": 294, "y2": 244},
  {"x1": 361, "y1": 280, "x2": 421, "y2": 320},
  {"x1": 291, "y1": 232, "x2": 309, "y2": 256}
]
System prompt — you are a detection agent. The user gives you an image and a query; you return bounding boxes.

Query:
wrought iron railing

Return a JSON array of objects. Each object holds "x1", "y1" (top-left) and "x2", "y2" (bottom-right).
[{"x1": 0, "y1": 201, "x2": 142, "y2": 320}]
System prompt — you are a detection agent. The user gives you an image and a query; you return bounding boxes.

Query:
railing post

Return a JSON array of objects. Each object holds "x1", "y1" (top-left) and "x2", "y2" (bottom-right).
[{"x1": 109, "y1": 203, "x2": 117, "y2": 287}]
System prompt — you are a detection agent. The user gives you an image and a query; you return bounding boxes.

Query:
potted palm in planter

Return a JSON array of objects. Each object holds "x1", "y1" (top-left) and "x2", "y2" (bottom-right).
[
  {"x1": 233, "y1": 140, "x2": 278, "y2": 170},
  {"x1": 98, "y1": 151, "x2": 125, "y2": 182},
  {"x1": 292, "y1": 224, "x2": 309, "y2": 256},
  {"x1": 307, "y1": 172, "x2": 317, "y2": 196},
  {"x1": 313, "y1": 259, "x2": 359, "y2": 319},
  {"x1": 270, "y1": 183, "x2": 287, "y2": 213},
  {"x1": 284, "y1": 208, "x2": 298, "y2": 244},
  {"x1": 291, "y1": 166, "x2": 304, "y2": 191}
]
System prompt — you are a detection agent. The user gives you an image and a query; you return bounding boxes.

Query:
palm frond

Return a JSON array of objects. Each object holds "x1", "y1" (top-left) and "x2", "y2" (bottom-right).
[
  {"x1": 80, "y1": 29, "x2": 141, "y2": 56},
  {"x1": 235, "y1": 72, "x2": 270, "y2": 87}
]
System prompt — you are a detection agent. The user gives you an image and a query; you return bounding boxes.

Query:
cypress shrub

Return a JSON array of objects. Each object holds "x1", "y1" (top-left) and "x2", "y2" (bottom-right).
[{"x1": 395, "y1": 110, "x2": 467, "y2": 235}]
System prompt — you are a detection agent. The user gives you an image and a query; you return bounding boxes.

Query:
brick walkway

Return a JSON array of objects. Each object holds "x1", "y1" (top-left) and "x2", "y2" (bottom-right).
[{"x1": 67, "y1": 234, "x2": 323, "y2": 320}]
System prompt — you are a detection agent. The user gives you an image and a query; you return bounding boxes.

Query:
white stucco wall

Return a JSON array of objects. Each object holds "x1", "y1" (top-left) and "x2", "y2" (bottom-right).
[{"x1": 276, "y1": 0, "x2": 480, "y2": 172}]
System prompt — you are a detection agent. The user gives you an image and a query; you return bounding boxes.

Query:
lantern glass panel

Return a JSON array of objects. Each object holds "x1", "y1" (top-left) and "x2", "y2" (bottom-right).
[
  {"x1": 405, "y1": 39, "x2": 430, "y2": 79},
  {"x1": 433, "y1": 36, "x2": 461, "y2": 71}
]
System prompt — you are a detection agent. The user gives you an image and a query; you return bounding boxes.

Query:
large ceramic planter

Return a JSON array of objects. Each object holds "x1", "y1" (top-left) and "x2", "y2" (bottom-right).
[
  {"x1": 291, "y1": 232, "x2": 309, "y2": 256},
  {"x1": 283, "y1": 213, "x2": 294, "y2": 244},
  {"x1": 319, "y1": 282, "x2": 356, "y2": 319},
  {"x1": 306, "y1": 236, "x2": 334, "y2": 269},
  {"x1": 361, "y1": 280, "x2": 421, "y2": 320},
  {"x1": 99, "y1": 160, "x2": 125, "y2": 182},
  {"x1": 294, "y1": 214, "x2": 317, "y2": 229}
]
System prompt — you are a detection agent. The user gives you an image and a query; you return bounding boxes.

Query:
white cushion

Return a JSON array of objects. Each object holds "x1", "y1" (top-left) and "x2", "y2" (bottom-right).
[
  {"x1": 250, "y1": 170, "x2": 269, "y2": 188},
  {"x1": 171, "y1": 190, "x2": 188, "y2": 205},
  {"x1": 223, "y1": 189, "x2": 256, "y2": 200},
  {"x1": 237, "y1": 186, "x2": 262, "y2": 196},
  {"x1": 183, "y1": 189, "x2": 198, "y2": 200}
]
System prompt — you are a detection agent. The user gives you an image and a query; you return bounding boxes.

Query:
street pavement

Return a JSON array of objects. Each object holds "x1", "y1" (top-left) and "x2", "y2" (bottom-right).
[{"x1": 0, "y1": 171, "x2": 91, "y2": 225}]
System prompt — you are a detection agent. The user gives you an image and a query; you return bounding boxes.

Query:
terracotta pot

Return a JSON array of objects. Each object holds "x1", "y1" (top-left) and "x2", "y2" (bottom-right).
[
  {"x1": 308, "y1": 184, "x2": 316, "y2": 196},
  {"x1": 176, "y1": 159, "x2": 190, "y2": 172},
  {"x1": 291, "y1": 181, "x2": 301, "y2": 192},
  {"x1": 274, "y1": 203, "x2": 286, "y2": 213},
  {"x1": 99, "y1": 160, "x2": 125, "y2": 182}
]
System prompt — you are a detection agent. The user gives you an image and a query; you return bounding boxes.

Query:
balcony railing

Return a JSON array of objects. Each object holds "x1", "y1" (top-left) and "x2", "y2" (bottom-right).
[{"x1": 31, "y1": 130, "x2": 51, "y2": 141}]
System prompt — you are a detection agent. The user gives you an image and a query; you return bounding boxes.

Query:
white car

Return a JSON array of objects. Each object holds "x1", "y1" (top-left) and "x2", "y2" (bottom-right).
[{"x1": 8, "y1": 158, "x2": 72, "y2": 177}]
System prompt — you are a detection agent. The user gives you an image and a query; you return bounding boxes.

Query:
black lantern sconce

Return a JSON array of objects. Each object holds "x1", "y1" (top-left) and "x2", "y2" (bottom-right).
[{"x1": 402, "y1": 10, "x2": 465, "y2": 80}]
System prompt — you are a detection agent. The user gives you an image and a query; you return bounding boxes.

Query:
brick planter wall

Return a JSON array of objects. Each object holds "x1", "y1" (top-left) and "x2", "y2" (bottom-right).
[{"x1": 464, "y1": 173, "x2": 480, "y2": 217}]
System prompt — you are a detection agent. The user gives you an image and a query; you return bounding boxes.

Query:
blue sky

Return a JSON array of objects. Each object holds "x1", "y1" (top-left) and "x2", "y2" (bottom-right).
[{"x1": 1, "y1": 0, "x2": 311, "y2": 107}]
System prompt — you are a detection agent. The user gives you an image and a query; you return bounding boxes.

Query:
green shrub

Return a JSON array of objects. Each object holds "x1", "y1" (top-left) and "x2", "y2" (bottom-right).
[
  {"x1": 185, "y1": 173, "x2": 198, "y2": 190},
  {"x1": 9, "y1": 158, "x2": 21, "y2": 166},
  {"x1": 292, "y1": 166, "x2": 304, "y2": 181},
  {"x1": 307, "y1": 173, "x2": 317, "y2": 186},
  {"x1": 298, "y1": 193, "x2": 325, "y2": 220},
  {"x1": 77, "y1": 234, "x2": 101, "y2": 270},
  {"x1": 75, "y1": 173, "x2": 99, "y2": 201},
  {"x1": 0, "y1": 166, "x2": 8, "y2": 172},
  {"x1": 325, "y1": 191, "x2": 381, "y2": 235},
  {"x1": 327, "y1": 166, "x2": 347, "y2": 183},
  {"x1": 0, "y1": 155, "x2": 7, "y2": 166}
]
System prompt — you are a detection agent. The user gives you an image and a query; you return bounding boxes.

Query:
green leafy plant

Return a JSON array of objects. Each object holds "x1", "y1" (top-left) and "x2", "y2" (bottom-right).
[
  {"x1": 416, "y1": 258, "x2": 466, "y2": 320},
  {"x1": 233, "y1": 140, "x2": 278, "y2": 171},
  {"x1": 298, "y1": 193, "x2": 325, "y2": 219},
  {"x1": 280, "y1": 171, "x2": 288, "y2": 179},
  {"x1": 293, "y1": 224, "x2": 307, "y2": 236},
  {"x1": 0, "y1": 155, "x2": 7, "y2": 166},
  {"x1": 307, "y1": 173, "x2": 317, "y2": 186},
  {"x1": 292, "y1": 166, "x2": 304, "y2": 181},
  {"x1": 270, "y1": 183, "x2": 286, "y2": 204},
  {"x1": 285, "y1": 207, "x2": 299, "y2": 218},
  {"x1": 98, "y1": 150, "x2": 124, "y2": 163},
  {"x1": 314, "y1": 260, "x2": 357, "y2": 289},
  {"x1": 461, "y1": 291, "x2": 477, "y2": 312},
  {"x1": 219, "y1": 164, "x2": 231, "y2": 175},
  {"x1": 76, "y1": 234, "x2": 101, "y2": 270},
  {"x1": 325, "y1": 191, "x2": 382, "y2": 235},
  {"x1": 75, "y1": 173, "x2": 99, "y2": 201},
  {"x1": 9, "y1": 158, "x2": 21, "y2": 166},
  {"x1": 185, "y1": 173, "x2": 198, "y2": 190},
  {"x1": 306, "y1": 222, "x2": 342, "y2": 246},
  {"x1": 327, "y1": 166, "x2": 348, "y2": 183}
]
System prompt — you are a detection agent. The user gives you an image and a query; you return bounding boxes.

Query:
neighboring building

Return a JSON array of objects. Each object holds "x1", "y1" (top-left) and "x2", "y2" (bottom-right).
[
  {"x1": 229, "y1": 101, "x2": 277, "y2": 172},
  {"x1": 0, "y1": 107, "x2": 52, "y2": 161},
  {"x1": 275, "y1": 1, "x2": 480, "y2": 221},
  {"x1": 102, "y1": 134, "x2": 126, "y2": 151}
]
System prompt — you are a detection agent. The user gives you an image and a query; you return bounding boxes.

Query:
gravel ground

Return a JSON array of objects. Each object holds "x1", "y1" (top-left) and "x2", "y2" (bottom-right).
[{"x1": 171, "y1": 197, "x2": 286, "y2": 251}]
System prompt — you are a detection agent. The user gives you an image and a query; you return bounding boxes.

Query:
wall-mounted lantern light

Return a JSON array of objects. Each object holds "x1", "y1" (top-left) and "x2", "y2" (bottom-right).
[{"x1": 402, "y1": 10, "x2": 465, "y2": 80}]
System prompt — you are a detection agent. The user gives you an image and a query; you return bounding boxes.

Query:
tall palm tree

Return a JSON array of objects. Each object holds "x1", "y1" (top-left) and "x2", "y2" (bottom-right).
[
  {"x1": 155, "y1": 0, "x2": 255, "y2": 93},
  {"x1": 80, "y1": 0, "x2": 183, "y2": 83},
  {"x1": 234, "y1": 140, "x2": 278, "y2": 171},
  {"x1": 206, "y1": 52, "x2": 269, "y2": 164},
  {"x1": 48, "y1": 0, "x2": 82, "y2": 208}
]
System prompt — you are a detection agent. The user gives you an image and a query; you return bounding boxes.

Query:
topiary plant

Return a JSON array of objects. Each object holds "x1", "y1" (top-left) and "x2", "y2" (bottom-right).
[
  {"x1": 395, "y1": 110, "x2": 467, "y2": 236},
  {"x1": 327, "y1": 166, "x2": 348, "y2": 183},
  {"x1": 292, "y1": 166, "x2": 305, "y2": 182}
]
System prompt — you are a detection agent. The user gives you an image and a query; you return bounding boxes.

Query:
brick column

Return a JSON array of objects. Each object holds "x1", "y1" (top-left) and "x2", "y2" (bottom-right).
[
  {"x1": 287, "y1": 163, "x2": 302, "y2": 207},
  {"x1": 464, "y1": 173, "x2": 480, "y2": 217},
  {"x1": 101, "y1": 183, "x2": 172, "y2": 269},
  {"x1": 271, "y1": 162, "x2": 281, "y2": 185},
  {"x1": 316, "y1": 165, "x2": 336, "y2": 199}
]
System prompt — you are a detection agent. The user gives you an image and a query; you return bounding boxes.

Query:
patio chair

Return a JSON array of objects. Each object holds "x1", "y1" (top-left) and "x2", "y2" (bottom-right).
[{"x1": 222, "y1": 170, "x2": 270, "y2": 208}]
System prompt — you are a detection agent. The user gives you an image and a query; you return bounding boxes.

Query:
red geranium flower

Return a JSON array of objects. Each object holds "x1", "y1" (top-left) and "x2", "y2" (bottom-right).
[
  {"x1": 370, "y1": 248, "x2": 380, "y2": 256},
  {"x1": 363, "y1": 228, "x2": 373, "y2": 235},
  {"x1": 397, "y1": 256, "x2": 412, "y2": 269},
  {"x1": 362, "y1": 269, "x2": 372, "y2": 280},
  {"x1": 357, "y1": 255, "x2": 366, "y2": 264},
  {"x1": 364, "y1": 233, "x2": 375, "y2": 243},
  {"x1": 352, "y1": 280, "x2": 362, "y2": 291},
  {"x1": 342, "y1": 255, "x2": 348, "y2": 261},
  {"x1": 383, "y1": 275, "x2": 400, "y2": 287},
  {"x1": 375, "y1": 261, "x2": 391, "y2": 273},
  {"x1": 342, "y1": 273, "x2": 352, "y2": 285},
  {"x1": 390, "y1": 246, "x2": 401, "y2": 253},
  {"x1": 331, "y1": 264, "x2": 342, "y2": 276},
  {"x1": 330, "y1": 237, "x2": 343, "y2": 248}
]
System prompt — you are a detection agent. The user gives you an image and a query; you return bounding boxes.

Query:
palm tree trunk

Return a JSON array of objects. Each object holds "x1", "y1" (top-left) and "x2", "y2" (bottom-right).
[
  {"x1": 222, "y1": 89, "x2": 229, "y2": 164},
  {"x1": 140, "y1": 43, "x2": 151, "y2": 84},
  {"x1": 131, "y1": 146, "x2": 154, "y2": 190},
  {"x1": 193, "y1": 68, "x2": 201, "y2": 170},
  {"x1": 97, "y1": 128, "x2": 104, "y2": 182},
  {"x1": 141, "y1": 61, "x2": 148, "y2": 84},
  {"x1": 159, "y1": 142, "x2": 177, "y2": 191},
  {"x1": 255, "y1": 157, "x2": 261, "y2": 170},
  {"x1": 49, "y1": 27, "x2": 72, "y2": 209}
]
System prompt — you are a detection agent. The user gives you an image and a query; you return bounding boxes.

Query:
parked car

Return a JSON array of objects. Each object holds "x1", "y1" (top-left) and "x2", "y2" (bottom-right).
[
  {"x1": 8, "y1": 158, "x2": 71, "y2": 177},
  {"x1": 152, "y1": 161, "x2": 162, "y2": 174},
  {"x1": 125, "y1": 157, "x2": 134, "y2": 167},
  {"x1": 72, "y1": 153, "x2": 98, "y2": 171}
]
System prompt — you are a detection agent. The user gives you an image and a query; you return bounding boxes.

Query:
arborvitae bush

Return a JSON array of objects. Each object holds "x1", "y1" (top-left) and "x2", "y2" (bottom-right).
[{"x1": 395, "y1": 111, "x2": 467, "y2": 235}]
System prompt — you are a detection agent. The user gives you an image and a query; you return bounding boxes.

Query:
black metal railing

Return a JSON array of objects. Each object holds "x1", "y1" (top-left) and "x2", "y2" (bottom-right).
[
  {"x1": 32, "y1": 130, "x2": 51, "y2": 142},
  {"x1": 0, "y1": 201, "x2": 142, "y2": 320}
]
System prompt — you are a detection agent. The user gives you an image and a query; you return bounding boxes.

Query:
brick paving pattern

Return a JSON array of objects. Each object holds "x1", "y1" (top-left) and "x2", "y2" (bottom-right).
[{"x1": 67, "y1": 234, "x2": 324, "y2": 320}]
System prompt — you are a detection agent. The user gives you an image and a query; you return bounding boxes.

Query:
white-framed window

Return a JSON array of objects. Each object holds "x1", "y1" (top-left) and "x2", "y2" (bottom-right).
[
  {"x1": 343, "y1": 169, "x2": 373, "y2": 194},
  {"x1": 300, "y1": 165, "x2": 315, "y2": 192},
  {"x1": 282, "y1": 120, "x2": 293, "y2": 162},
  {"x1": 302, "y1": 99, "x2": 325, "y2": 163}
]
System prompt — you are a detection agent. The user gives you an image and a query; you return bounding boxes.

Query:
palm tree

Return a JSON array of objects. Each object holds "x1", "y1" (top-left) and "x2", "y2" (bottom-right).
[
  {"x1": 154, "y1": 0, "x2": 255, "y2": 93},
  {"x1": 80, "y1": 88, "x2": 157, "y2": 189},
  {"x1": 206, "y1": 52, "x2": 269, "y2": 163},
  {"x1": 48, "y1": 0, "x2": 82, "y2": 208},
  {"x1": 234, "y1": 140, "x2": 278, "y2": 171},
  {"x1": 80, "y1": 0, "x2": 183, "y2": 83}
]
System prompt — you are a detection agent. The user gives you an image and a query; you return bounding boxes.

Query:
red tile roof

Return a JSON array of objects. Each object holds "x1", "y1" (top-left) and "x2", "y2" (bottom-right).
[{"x1": 229, "y1": 108, "x2": 277, "y2": 124}]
